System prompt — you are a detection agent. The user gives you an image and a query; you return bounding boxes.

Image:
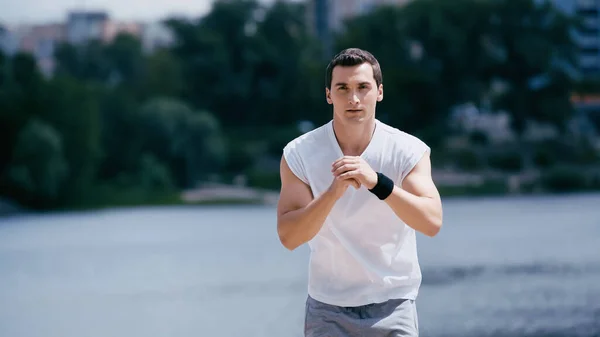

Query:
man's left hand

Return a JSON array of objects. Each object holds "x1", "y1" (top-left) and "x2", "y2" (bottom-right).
[{"x1": 331, "y1": 156, "x2": 378, "y2": 190}]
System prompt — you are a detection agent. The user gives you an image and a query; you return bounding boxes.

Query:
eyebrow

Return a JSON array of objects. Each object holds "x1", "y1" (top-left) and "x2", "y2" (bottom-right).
[{"x1": 334, "y1": 82, "x2": 372, "y2": 87}]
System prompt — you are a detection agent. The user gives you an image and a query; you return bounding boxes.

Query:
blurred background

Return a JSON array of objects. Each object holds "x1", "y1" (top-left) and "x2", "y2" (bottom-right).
[{"x1": 0, "y1": 0, "x2": 599, "y2": 336}]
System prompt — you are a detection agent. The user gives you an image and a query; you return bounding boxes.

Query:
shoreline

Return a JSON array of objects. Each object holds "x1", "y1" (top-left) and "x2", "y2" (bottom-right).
[{"x1": 2, "y1": 180, "x2": 599, "y2": 217}]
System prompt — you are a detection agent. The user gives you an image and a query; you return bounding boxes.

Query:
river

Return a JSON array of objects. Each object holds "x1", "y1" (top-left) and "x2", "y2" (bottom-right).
[{"x1": 1, "y1": 193, "x2": 599, "y2": 337}]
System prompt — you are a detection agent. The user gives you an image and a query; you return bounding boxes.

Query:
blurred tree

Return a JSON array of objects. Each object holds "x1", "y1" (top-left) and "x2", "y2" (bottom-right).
[
  {"x1": 138, "y1": 98, "x2": 226, "y2": 187},
  {"x1": 96, "y1": 87, "x2": 143, "y2": 181},
  {"x1": 574, "y1": 76, "x2": 600, "y2": 97},
  {"x1": 336, "y1": 0, "x2": 494, "y2": 146},
  {"x1": 0, "y1": 53, "x2": 47, "y2": 181},
  {"x1": 54, "y1": 34, "x2": 144, "y2": 91},
  {"x1": 166, "y1": 0, "x2": 259, "y2": 125},
  {"x1": 53, "y1": 43, "x2": 81, "y2": 78},
  {"x1": 487, "y1": 0, "x2": 578, "y2": 136},
  {"x1": 4, "y1": 118, "x2": 68, "y2": 207},
  {"x1": 251, "y1": 1, "x2": 324, "y2": 125},
  {"x1": 178, "y1": 110, "x2": 227, "y2": 185},
  {"x1": 0, "y1": 50, "x2": 5, "y2": 86},
  {"x1": 167, "y1": 0, "x2": 323, "y2": 127},
  {"x1": 142, "y1": 49, "x2": 184, "y2": 99},
  {"x1": 42, "y1": 75, "x2": 102, "y2": 204},
  {"x1": 104, "y1": 33, "x2": 144, "y2": 89},
  {"x1": 54, "y1": 40, "x2": 111, "y2": 82}
]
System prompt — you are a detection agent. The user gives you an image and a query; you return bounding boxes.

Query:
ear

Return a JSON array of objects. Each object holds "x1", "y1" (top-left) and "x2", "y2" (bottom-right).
[
  {"x1": 326, "y1": 87, "x2": 333, "y2": 104},
  {"x1": 377, "y1": 84, "x2": 383, "y2": 102}
]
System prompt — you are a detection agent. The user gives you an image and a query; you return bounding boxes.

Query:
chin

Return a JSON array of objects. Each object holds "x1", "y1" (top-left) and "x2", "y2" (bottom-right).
[
  {"x1": 344, "y1": 113, "x2": 369, "y2": 123},
  {"x1": 334, "y1": 111, "x2": 373, "y2": 124},
  {"x1": 346, "y1": 116, "x2": 366, "y2": 123}
]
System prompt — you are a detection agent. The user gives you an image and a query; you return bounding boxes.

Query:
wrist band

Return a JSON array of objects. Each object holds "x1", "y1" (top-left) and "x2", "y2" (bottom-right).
[{"x1": 368, "y1": 172, "x2": 394, "y2": 200}]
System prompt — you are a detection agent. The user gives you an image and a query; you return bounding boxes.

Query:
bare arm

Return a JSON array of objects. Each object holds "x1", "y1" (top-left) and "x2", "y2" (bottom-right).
[
  {"x1": 383, "y1": 151, "x2": 443, "y2": 237},
  {"x1": 276, "y1": 156, "x2": 358, "y2": 251}
]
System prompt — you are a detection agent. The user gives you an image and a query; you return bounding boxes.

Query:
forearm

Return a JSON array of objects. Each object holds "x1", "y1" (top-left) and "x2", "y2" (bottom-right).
[
  {"x1": 384, "y1": 186, "x2": 442, "y2": 237},
  {"x1": 277, "y1": 190, "x2": 338, "y2": 250}
]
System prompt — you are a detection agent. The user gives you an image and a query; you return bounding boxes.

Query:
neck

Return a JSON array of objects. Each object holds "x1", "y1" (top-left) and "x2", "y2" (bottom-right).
[{"x1": 332, "y1": 118, "x2": 376, "y2": 156}]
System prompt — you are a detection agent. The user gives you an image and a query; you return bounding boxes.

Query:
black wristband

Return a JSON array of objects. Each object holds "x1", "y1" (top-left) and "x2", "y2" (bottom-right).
[{"x1": 368, "y1": 172, "x2": 394, "y2": 200}]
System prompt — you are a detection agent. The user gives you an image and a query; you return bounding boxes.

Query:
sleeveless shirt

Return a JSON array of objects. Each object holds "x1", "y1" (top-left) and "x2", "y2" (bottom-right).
[{"x1": 283, "y1": 119, "x2": 430, "y2": 307}]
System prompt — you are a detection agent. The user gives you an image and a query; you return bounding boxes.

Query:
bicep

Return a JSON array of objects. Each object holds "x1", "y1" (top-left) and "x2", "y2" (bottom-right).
[
  {"x1": 401, "y1": 151, "x2": 440, "y2": 201},
  {"x1": 277, "y1": 156, "x2": 313, "y2": 218}
]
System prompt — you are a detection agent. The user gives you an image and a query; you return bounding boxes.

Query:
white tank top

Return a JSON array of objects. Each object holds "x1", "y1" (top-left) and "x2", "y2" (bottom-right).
[{"x1": 283, "y1": 119, "x2": 430, "y2": 307}]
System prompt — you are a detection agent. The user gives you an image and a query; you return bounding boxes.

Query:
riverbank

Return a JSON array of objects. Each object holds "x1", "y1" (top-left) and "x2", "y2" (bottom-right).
[
  {"x1": 2, "y1": 166, "x2": 599, "y2": 217},
  {"x1": 0, "y1": 198, "x2": 24, "y2": 216},
  {"x1": 181, "y1": 183, "x2": 279, "y2": 205}
]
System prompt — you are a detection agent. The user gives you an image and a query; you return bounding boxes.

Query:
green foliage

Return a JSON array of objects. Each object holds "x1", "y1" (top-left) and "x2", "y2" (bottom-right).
[
  {"x1": 487, "y1": 150, "x2": 524, "y2": 172},
  {"x1": 454, "y1": 148, "x2": 484, "y2": 172},
  {"x1": 4, "y1": 119, "x2": 68, "y2": 205},
  {"x1": 138, "y1": 97, "x2": 227, "y2": 187},
  {"x1": 0, "y1": 0, "x2": 594, "y2": 210},
  {"x1": 534, "y1": 139, "x2": 600, "y2": 166},
  {"x1": 245, "y1": 169, "x2": 281, "y2": 191},
  {"x1": 438, "y1": 178, "x2": 508, "y2": 197},
  {"x1": 541, "y1": 165, "x2": 589, "y2": 193},
  {"x1": 486, "y1": 0, "x2": 578, "y2": 135}
]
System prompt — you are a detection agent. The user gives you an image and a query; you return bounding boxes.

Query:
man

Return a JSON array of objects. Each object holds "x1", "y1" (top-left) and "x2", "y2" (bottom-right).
[{"x1": 276, "y1": 48, "x2": 443, "y2": 337}]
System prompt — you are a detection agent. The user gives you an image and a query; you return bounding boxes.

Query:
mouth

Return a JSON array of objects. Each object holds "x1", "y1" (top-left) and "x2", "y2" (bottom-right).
[{"x1": 346, "y1": 109, "x2": 363, "y2": 113}]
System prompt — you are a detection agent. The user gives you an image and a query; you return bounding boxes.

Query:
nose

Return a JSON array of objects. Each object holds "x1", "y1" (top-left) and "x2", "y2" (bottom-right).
[{"x1": 348, "y1": 91, "x2": 360, "y2": 105}]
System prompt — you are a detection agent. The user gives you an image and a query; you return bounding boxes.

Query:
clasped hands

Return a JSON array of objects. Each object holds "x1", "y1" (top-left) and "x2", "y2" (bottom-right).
[{"x1": 329, "y1": 156, "x2": 378, "y2": 197}]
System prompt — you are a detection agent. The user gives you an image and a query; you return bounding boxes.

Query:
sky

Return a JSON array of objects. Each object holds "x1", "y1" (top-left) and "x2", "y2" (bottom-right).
[{"x1": 0, "y1": 0, "x2": 285, "y2": 25}]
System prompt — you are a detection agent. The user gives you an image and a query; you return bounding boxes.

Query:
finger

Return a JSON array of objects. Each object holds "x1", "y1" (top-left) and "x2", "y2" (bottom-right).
[
  {"x1": 332, "y1": 156, "x2": 358, "y2": 169},
  {"x1": 339, "y1": 170, "x2": 359, "y2": 180},
  {"x1": 331, "y1": 158, "x2": 352, "y2": 172},
  {"x1": 333, "y1": 164, "x2": 359, "y2": 176},
  {"x1": 344, "y1": 177, "x2": 361, "y2": 189},
  {"x1": 337, "y1": 175, "x2": 360, "y2": 188}
]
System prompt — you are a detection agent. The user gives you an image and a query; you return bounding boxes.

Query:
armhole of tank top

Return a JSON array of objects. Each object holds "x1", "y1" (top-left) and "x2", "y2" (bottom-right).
[
  {"x1": 399, "y1": 140, "x2": 430, "y2": 183},
  {"x1": 283, "y1": 146, "x2": 309, "y2": 185}
]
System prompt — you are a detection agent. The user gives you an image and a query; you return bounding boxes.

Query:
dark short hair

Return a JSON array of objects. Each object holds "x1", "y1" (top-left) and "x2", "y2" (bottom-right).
[{"x1": 325, "y1": 48, "x2": 382, "y2": 89}]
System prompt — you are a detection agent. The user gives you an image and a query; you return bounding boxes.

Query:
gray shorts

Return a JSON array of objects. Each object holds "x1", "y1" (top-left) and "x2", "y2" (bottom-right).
[{"x1": 304, "y1": 295, "x2": 419, "y2": 337}]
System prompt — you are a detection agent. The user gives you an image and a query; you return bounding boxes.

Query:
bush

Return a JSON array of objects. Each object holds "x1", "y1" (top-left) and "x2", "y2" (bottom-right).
[
  {"x1": 535, "y1": 139, "x2": 599, "y2": 166},
  {"x1": 469, "y1": 131, "x2": 489, "y2": 146},
  {"x1": 487, "y1": 151, "x2": 523, "y2": 172},
  {"x1": 245, "y1": 170, "x2": 281, "y2": 190},
  {"x1": 454, "y1": 148, "x2": 483, "y2": 171},
  {"x1": 533, "y1": 146, "x2": 557, "y2": 168},
  {"x1": 438, "y1": 178, "x2": 508, "y2": 196},
  {"x1": 541, "y1": 166, "x2": 588, "y2": 193}
]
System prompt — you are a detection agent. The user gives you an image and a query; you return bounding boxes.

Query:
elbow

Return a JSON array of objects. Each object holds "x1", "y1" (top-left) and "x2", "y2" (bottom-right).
[
  {"x1": 277, "y1": 223, "x2": 300, "y2": 251},
  {"x1": 279, "y1": 234, "x2": 299, "y2": 251},
  {"x1": 424, "y1": 216, "x2": 443, "y2": 237}
]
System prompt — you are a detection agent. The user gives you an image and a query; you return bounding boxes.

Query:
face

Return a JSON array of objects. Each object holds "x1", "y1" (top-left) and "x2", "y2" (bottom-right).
[{"x1": 326, "y1": 62, "x2": 383, "y2": 126}]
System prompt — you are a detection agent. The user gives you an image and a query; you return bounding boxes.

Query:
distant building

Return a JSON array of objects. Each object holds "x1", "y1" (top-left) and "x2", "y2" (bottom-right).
[
  {"x1": 575, "y1": 0, "x2": 600, "y2": 76},
  {"x1": 140, "y1": 22, "x2": 174, "y2": 54},
  {"x1": 548, "y1": 0, "x2": 600, "y2": 76},
  {"x1": 66, "y1": 11, "x2": 109, "y2": 45},
  {"x1": 0, "y1": 25, "x2": 8, "y2": 55},
  {"x1": 1, "y1": 9, "x2": 174, "y2": 76},
  {"x1": 10, "y1": 23, "x2": 66, "y2": 77},
  {"x1": 103, "y1": 21, "x2": 143, "y2": 43},
  {"x1": 0, "y1": 25, "x2": 20, "y2": 56}
]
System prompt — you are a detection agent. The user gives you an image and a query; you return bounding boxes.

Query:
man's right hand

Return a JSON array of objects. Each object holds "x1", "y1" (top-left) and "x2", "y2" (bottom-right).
[
  {"x1": 327, "y1": 175, "x2": 361, "y2": 200},
  {"x1": 277, "y1": 156, "x2": 360, "y2": 251}
]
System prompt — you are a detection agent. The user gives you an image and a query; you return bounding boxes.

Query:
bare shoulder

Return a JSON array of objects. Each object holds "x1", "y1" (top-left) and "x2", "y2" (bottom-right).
[
  {"x1": 401, "y1": 152, "x2": 440, "y2": 200},
  {"x1": 277, "y1": 155, "x2": 314, "y2": 217}
]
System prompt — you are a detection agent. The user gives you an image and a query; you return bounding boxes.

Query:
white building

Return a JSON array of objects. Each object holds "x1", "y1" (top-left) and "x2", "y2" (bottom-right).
[
  {"x1": 140, "y1": 22, "x2": 174, "y2": 54},
  {"x1": 66, "y1": 11, "x2": 109, "y2": 45}
]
